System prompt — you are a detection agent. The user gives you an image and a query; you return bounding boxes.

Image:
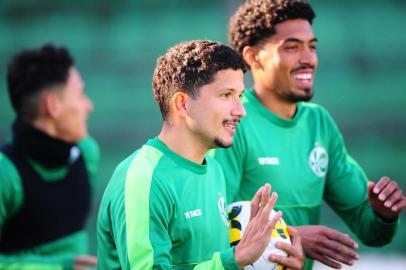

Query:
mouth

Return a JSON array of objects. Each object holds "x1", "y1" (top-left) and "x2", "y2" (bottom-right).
[
  {"x1": 223, "y1": 118, "x2": 240, "y2": 133},
  {"x1": 292, "y1": 67, "x2": 315, "y2": 89}
]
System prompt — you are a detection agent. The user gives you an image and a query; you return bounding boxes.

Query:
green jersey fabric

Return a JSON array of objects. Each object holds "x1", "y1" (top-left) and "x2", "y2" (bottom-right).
[
  {"x1": 0, "y1": 137, "x2": 100, "y2": 270},
  {"x1": 97, "y1": 138, "x2": 239, "y2": 270},
  {"x1": 213, "y1": 90, "x2": 398, "y2": 269}
]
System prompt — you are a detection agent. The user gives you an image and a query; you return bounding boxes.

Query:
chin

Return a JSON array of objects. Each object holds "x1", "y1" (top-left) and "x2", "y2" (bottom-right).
[
  {"x1": 288, "y1": 89, "x2": 313, "y2": 102},
  {"x1": 213, "y1": 138, "x2": 233, "y2": 149}
]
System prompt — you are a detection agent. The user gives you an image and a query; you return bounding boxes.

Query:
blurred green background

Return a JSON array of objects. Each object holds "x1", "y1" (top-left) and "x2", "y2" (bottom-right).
[{"x1": 1, "y1": 0, "x2": 405, "y2": 261}]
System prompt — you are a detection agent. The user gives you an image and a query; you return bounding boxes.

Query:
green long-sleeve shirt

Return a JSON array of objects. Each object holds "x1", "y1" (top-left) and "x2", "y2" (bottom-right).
[
  {"x1": 213, "y1": 90, "x2": 398, "y2": 270},
  {"x1": 97, "y1": 138, "x2": 240, "y2": 270},
  {"x1": 0, "y1": 137, "x2": 99, "y2": 270}
]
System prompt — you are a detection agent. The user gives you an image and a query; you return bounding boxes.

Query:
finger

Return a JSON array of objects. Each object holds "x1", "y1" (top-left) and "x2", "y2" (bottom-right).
[
  {"x1": 322, "y1": 238, "x2": 359, "y2": 260},
  {"x1": 384, "y1": 188, "x2": 403, "y2": 208},
  {"x1": 377, "y1": 181, "x2": 399, "y2": 202},
  {"x1": 391, "y1": 196, "x2": 406, "y2": 212},
  {"x1": 275, "y1": 241, "x2": 302, "y2": 260},
  {"x1": 368, "y1": 181, "x2": 375, "y2": 196},
  {"x1": 269, "y1": 253, "x2": 302, "y2": 270},
  {"x1": 287, "y1": 226, "x2": 302, "y2": 250},
  {"x1": 250, "y1": 186, "x2": 264, "y2": 219},
  {"x1": 317, "y1": 245, "x2": 356, "y2": 266},
  {"x1": 264, "y1": 209, "x2": 282, "y2": 235},
  {"x1": 260, "y1": 192, "x2": 278, "y2": 224},
  {"x1": 373, "y1": 176, "x2": 391, "y2": 194},
  {"x1": 324, "y1": 228, "x2": 359, "y2": 250},
  {"x1": 260, "y1": 183, "x2": 271, "y2": 208},
  {"x1": 309, "y1": 252, "x2": 341, "y2": 269}
]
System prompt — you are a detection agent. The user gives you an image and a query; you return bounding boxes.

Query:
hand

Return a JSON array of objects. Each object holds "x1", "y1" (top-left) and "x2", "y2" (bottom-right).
[
  {"x1": 269, "y1": 226, "x2": 304, "y2": 270},
  {"x1": 368, "y1": 177, "x2": 406, "y2": 221},
  {"x1": 296, "y1": 225, "x2": 359, "y2": 269},
  {"x1": 234, "y1": 184, "x2": 282, "y2": 268},
  {"x1": 74, "y1": 255, "x2": 97, "y2": 270}
]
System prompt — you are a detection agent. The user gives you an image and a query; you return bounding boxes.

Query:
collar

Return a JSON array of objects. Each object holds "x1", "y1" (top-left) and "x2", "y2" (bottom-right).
[{"x1": 12, "y1": 119, "x2": 76, "y2": 168}]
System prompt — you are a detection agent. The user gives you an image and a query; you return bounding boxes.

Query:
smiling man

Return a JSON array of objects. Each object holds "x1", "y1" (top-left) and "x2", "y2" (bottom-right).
[
  {"x1": 96, "y1": 40, "x2": 304, "y2": 270},
  {"x1": 212, "y1": 1, "x2": 406, "y2": 270}
]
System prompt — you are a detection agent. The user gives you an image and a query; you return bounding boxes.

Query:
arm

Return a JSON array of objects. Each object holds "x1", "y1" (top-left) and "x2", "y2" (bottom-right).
[{"x1": 324, "y1": 112, "x2": 399, "y2": 246}]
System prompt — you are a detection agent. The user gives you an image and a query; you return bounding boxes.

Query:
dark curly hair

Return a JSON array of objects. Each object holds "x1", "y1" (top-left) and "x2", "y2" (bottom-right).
[
  {"x1": 6, "y1": 44, "x2": 74, "y2": 122},
  {"x1": 229, "y1": 0, "x2": 315, "y2": 55},
  {"x1": 152, "y1": 40, "x2": 246, "y2": 120}
]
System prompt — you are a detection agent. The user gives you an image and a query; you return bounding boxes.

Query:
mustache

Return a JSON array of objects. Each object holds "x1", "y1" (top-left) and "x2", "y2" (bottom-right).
[{"x1": 291, "y1": 65, "x2": 315, "y2": 73}]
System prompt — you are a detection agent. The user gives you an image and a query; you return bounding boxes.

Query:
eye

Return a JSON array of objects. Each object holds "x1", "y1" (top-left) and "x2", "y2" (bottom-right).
[
  {"x1": 222, "y1": 92, "x2": 232, "y2": 98},
  {"x1": 285, "y1": 45, "x2": 299, "y2": 52},
  {"x1": 310, "y1": 44, "x2": 317, "y2": 51}
]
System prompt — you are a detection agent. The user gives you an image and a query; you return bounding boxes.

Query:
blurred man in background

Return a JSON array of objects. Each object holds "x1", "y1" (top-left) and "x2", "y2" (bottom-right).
[
  {"x1": 0, "y1": 44, "x2": 99, "y2": 269},
  {"x1": 213, "y1": 0, "x2": 406, "y2": 269},
  {"x1": 97, "y1": 40, "x2": 304, "y2": 270}
]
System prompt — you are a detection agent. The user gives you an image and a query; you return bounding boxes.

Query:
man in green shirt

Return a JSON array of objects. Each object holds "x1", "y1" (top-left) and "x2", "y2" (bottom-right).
[
  {"x1": 0, "y1": 44, "x2": 99, "y2": 269},
  {"x1": 213, "y1": 0, "x2": 406, "y2": 269},
  {"x1": 97, "y1": 40, "x2": 304, "y2": 270}
]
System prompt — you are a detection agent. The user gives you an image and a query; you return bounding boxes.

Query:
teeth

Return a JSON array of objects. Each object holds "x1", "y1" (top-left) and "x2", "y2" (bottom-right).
[{"x1": 294, "y1": 73, "x2": 312, "y2": 80}]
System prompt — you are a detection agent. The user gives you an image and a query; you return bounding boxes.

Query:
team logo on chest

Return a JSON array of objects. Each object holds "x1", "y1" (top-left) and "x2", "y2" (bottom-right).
[
  {"x1": 308, "y1": 142, "x2": 328, "y2": 177},
  {"x1": 218, "y1": 193, "x2": 229, "y2": 227}
]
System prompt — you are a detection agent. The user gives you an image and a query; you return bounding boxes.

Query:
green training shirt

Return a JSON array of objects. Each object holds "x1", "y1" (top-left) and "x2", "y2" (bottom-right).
[
  {"x1": 213, "y1": 90, "x2": 398, "y2": 269},
  {"x1": 0, "y1": 137, "x2": 100, "y2": 270},
  {"x1": 97, "y1": 138, "x2": 240, "y2": 270}
]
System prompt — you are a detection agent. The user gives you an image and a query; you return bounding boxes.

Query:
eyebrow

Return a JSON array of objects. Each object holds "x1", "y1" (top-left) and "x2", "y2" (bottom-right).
[{"x1": 283, "y1": 37, "x2": 318, "y2": 43}]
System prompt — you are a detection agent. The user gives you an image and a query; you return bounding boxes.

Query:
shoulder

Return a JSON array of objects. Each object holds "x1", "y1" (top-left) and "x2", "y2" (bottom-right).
[
  {"x1": 0, "y1": 151, "x2": 21, "y2": 186},
  {"x1": 0, "y1": 151, "x2": 24, "y2": 217},
  {"x1": 77, "y1": 136, "x2": 100, "y2": 163},
  {"x1": 300, "y1": 102, "x2": 337, "y2": 124}
]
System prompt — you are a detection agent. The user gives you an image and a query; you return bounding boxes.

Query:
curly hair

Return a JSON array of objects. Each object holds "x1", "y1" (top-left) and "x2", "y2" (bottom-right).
[
  {"x1": 229, "y1": 0, "x2": 315, "y2": 55},
  {"x1": 152, "y1": 40, "x2": 246, "y2": 120},
  {"x1": 7, "y1": 44, "x2": 74, "y2": 122}
]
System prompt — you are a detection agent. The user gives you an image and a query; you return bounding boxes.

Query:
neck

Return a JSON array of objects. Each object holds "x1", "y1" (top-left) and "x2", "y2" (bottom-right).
[
  {"x1": 253, "y1": 82, "x2": 297, "y2": 119},
  {"x1": 158, "y1": 122, "x2": 207, "y2": 164},
  {"x1": 12, "y1": 119, "x2": 74, "y2": 168},
  {"x1": 32, "y1": 117, "x2": 58, "y2": 139}
]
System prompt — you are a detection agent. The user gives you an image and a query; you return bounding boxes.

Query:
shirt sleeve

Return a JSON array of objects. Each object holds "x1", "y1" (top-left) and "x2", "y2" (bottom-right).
[
  {"x1": 211, "y1": 126, "x2": 246, "y2": 203},
  {"x1": 323, "y1": 110, "x2": 398, "y2": 246}
]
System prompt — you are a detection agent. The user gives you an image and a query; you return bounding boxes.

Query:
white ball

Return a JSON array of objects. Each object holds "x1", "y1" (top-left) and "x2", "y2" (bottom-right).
[{"x1": 227, "y1": 201, "x2": 291, "y2": 270}]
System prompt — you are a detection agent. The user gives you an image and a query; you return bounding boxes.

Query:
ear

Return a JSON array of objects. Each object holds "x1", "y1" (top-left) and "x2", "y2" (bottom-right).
[
  {"x1": 242, "y1": 46, "x2": 260, "y2": 69},
  {"x1": 43, "y1": 92, "x2": 61, "y2": 119},
  {"x1": 172, "y1": 92, "x2": 189, "y2": 118}
]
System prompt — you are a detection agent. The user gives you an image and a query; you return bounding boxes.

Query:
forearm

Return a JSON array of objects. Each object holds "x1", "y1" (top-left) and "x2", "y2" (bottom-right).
[{"x1": 340, "y1": 201, "x2": 398, "y2": 246}]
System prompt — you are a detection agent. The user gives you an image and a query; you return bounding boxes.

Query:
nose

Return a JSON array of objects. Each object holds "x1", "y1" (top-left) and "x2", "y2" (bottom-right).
[
  {"x1": 299, "y1": 46, "x2": 317, "y2": 66},
  {"x1": 232, "y1": 99, "x2": 246, "y2": 118},
  {"x1": 86, "y1": 96, "x2": 94, "y2": 113}
]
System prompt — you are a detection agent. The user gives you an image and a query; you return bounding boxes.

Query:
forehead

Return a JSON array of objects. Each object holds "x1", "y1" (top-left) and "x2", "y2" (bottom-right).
[
  {"x1": 59, "y1": 67, "x2": 84, "y2": 94},
  {"x1": 198, "y1": 69, "x2": 244, "y2": 94},
  {"x1": 268, "y1": 19, "x2": 315, "y2": 43}
]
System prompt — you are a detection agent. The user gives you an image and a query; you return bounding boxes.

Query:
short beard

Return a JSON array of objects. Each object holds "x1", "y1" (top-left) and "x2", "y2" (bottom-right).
[
  {"x1": 213, "y1": 137, "x2": 232, "y2": 149},
  {"x1": 286, "y1": 88, "x2": 313, "y2": 103}
]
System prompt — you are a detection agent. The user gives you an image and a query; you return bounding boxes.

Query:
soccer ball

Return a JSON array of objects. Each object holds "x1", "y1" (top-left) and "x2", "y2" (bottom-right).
[{"x1": 227, "y1": 201, "x2": 291, "y2": 270}]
